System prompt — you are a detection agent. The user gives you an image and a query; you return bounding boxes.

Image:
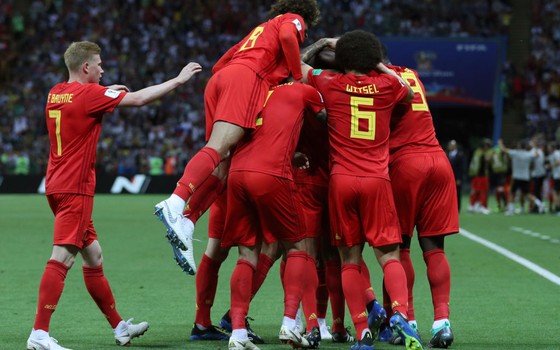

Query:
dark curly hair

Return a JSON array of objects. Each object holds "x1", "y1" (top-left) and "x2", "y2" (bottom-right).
[
  {"x1": 268, "y1": 0, "x2": 320, "y2": 27},
  {"x1": 335, "y1": 30, "x2": 382, "y2": 73}
]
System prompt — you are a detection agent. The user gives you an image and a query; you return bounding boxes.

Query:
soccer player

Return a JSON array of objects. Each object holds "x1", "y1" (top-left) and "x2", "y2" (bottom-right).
[
  {"x1": 301, "y1": 31, "x2": 422, "y2": 350},
  {"x1": 154, "y1": 0, "x2": 321, "y2": 274},
  {"x1": 384, "y1": 59, "x2": 459, "y2": 348},
  {"x1": 27, "y1": 41, "x2": 201, "y2": 350},
  {"x1": 222, "y1": 81, "x2": 325, "y2": 350},
  {"x1": 467, "y1": 138, "x2": 493, "y2": 214},
  {"x1": 498, "y1": 139, "x2": 542, "y2": 215}
]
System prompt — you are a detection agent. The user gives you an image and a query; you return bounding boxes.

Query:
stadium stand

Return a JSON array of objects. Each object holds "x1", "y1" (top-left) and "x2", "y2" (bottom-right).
[{"x1": 0, "y1": 0, "x2": 516, "y2": 176}]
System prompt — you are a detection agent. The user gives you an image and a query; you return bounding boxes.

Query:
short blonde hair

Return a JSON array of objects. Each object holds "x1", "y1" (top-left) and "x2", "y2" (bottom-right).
[{"x1": 63, "y1": 41, "x2": 101, "y2": 72}]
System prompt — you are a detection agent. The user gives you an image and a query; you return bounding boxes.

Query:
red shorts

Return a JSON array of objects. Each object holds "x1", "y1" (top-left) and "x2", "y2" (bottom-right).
[
  {"x1": 471, "y1": 175, "x2": 489, "y2": 193},
  {"x1": 328, "y1": 174, "x2": 401, "y2": 247},
  {"x1": 208, "y1": 190, "x2": 227, "y2": 240},
  {"x1": 390, "y1": 151, "x2": 459, "y2": 237},
  {"x1": 222, "y1": 171, "x2": 305, "y2": 247},
  {"x1": 204, "y1": 64, "x2": 269, "y2": 140},
  {"x1": 47, "y1": 193, "x2": 97, "y2": 249},
  {"x1": 296, "y1": 181, "x2": 329, "y2": 239}
]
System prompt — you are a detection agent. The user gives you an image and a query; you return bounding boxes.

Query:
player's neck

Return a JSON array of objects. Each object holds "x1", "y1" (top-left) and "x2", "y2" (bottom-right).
[{"x1": 345, "y1": 69, "x2": 367, "y2": 76}]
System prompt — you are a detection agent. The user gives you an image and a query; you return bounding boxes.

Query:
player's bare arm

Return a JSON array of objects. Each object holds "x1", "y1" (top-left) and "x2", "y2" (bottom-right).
[
  {"x1": 376, "y1": 63, "x2": 414, "y2": 102},
  {"x1": 118, "y1": 62, "x2": 202, "y2": 107},
  {"x1": 299, "y1": 38, "x2": 337, "y2": 84}
]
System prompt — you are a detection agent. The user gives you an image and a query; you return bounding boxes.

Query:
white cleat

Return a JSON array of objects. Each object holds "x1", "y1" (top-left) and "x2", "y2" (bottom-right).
[
  {"x1": 114, "y1": 318, "x2": 149, "y2": 346},
  {"x1": 318, "y1": 318, "x2": 332, "y2": 340},
  {"x1": 228, "y1": 337, "x2": 261, "y2": 350},
  {"x1": 279, "y1": 324, "x2": 310, "y2": 348},
  {"x1": 27, "y1": 336, "x2": 72, "y2": 350},
  {"x1": 154, "y1": 200, "x2": 197, "y2": 274}
]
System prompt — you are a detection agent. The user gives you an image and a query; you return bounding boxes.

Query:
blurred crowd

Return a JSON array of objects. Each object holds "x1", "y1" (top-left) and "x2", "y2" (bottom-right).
[{"x1": 1, "y1": 0, "x2": 513, "y2": 176}]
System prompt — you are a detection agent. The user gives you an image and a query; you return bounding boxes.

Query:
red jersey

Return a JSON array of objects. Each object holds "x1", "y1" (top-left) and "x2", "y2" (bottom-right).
[
  {"x1": 388, "y1": 66, "x2": 441, "y2": 158},
  {"x1": 293, "y1": 112, "x2": 329, "y2": 186},
  {"x1": 45, "y1": 82, "x2": 126, "y2": 195},
  {"x1": 212, "y1": 13, "x2": 306, "y2": 85},
  {"x1": 308, "y1": 69, "x2": 409, "y2": 178},
  {"x1": 230, "y1": 82, "x2": 324, "y2": 180}
]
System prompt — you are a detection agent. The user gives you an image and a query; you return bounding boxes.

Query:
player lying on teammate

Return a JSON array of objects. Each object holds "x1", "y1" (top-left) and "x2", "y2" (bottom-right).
[{"x1": 154, "y1": 0, "x2": 321, "y2": 276}]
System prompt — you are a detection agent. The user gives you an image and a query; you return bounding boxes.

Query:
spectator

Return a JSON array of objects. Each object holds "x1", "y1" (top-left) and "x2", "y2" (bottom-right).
[{"x1": 446, "y1": 140, "x2": 466, "y2": 212}]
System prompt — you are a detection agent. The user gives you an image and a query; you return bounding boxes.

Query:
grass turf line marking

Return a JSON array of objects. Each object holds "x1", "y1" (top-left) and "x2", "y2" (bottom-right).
[
  {"x1": 509, "y1": 226, "x2": 560, "y2": 244},
  {"x1": 459, "y1": 228, "x2": 560, "y2": 286}
]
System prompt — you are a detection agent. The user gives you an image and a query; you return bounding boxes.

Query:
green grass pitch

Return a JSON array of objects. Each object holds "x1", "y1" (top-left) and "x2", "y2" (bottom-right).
[{"x1": 1, "y1": 194, "x2": 559, "y2": 349}]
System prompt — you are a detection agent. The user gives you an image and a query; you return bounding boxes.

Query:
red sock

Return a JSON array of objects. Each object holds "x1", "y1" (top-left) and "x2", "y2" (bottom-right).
[
  {"x1": 83, "y1": 265, "x2": 122, "y2": 328},
  {"x1": 480, "y1": 192, "x2": 488, "y2": 208},
  {"x1": 382, "y1": 259, "x2": 408, "y2": 317},
  {"x1": 33, "y1": 260, "x2": 69, "y2": 331},
  {"x1": 251, "y1": 254, "x2": 275, "y2": 298},
  {"x1": 283, "y1": 251, "x2": 307, "y2": 319},
  {"x1": 230, "y1": 259, "x2": 255, "y2": 330},
  {"x1": 341, "y1": 263, "x2": 368, "y2": 341},
  {"x1": 360, "y1": 258, "x2": 375, "y2": 305},
  {"x1": 174, "y1": 147, "x2": 221, "y2": 200},
  {"x1": 195, "y1": 254, "x2": 222, "y2": 327},
  {"x1": 325, "y1": 258, "x2": 345, "y2": 333},
  {"x1": 316, "y1": 264, "x2": 329, "y2": 319},
  {"x1": 399, "y1": 248, "x2": 416, "y2": 320},
  {"x1": 183, "y1": 175, "x2": 225, "y2": 224},
  {"x1": 302, "y1": 255, "x2": 319, "y2": 331},
  {"x1": 469, "y1": 193, "x2": 476, "y2": 206},
  {"x1": 423, "y1": 249, "x2": 451, "y2": 320}
]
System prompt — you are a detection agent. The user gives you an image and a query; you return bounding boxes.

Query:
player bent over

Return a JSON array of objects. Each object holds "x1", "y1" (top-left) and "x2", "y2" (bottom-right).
[
  {"x1": 27, "y1": 41, "x2": 201, "y2": 350},
  {"x1": 222, "y1": 82, "x2": 325, "y2": 350}
]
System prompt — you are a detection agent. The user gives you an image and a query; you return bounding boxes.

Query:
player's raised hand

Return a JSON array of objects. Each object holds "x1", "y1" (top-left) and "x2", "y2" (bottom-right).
[{"x1": 176, "y1": 62, "x2": 202, "y2": 84}]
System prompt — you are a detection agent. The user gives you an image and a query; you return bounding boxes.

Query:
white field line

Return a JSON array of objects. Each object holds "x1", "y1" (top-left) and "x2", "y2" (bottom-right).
[
  {"x1": 459, "y1": 228, "x2": 560, "y2": 286},
  {"x1": 509, "y1": 226, "x2": 560, "y2": 244}
]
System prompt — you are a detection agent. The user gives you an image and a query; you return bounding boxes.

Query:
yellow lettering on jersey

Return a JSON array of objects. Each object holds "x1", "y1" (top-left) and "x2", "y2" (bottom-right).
[
  {"x1": 398, "y1": 69, "x2": 429, "y2": 112},
  {"x1": 239, "y1": 26, "x2": 264, "y2": 51},
  {"x1": 345, "y1": 84, "x2": 378, "y2": 94},
  {"x1": 49, "y1": 93, "x2": 74, "y2": 104}
]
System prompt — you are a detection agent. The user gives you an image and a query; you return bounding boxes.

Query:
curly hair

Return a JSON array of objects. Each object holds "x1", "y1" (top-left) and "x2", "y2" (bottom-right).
[
  {"x1": 268, "y1": 0, "x2": 320, "y2": 27},
  {"x1": 335, "y1": 30, "x2": 382, "y2": 74}
]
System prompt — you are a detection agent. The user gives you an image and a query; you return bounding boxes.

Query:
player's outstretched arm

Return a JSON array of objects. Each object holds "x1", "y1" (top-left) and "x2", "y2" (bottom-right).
[{"x1": 118, "y1": 62, "x2": 202, "y2": 107}]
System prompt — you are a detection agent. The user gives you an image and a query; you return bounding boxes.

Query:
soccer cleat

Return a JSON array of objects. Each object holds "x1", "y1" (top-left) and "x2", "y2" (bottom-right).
[
  {"x1": 219, "y1": 313, "x2": 264, "y2": 344},
  {"x1": 171, "y1": 244, "x2": 195, "y2": 275},
  {"x1": 27, "y1": 336, "x2": 72, "y2": 350},
  {"x1": 154, "y1": 200, "x2": 196, "y2": 274},
  {"x1": 331, "y1": 327, "x2": 355, "y2": 343},
  {"x1": 279, "y1": 324, "x2": 310, "y2": 348},
  {"x1": 390, "y1": 312, "x2": 424, "y2": 350},
  {"x1": 114, "y1": 318, "x2": 149, "y2": 346},
  {"x1": 427, "y1": 323, "x2": 454, "y2": 348},
  {"x1": 378, "y1": 324, "x2": 393, "y2": 342},
  {"x1": 350, "y1": 329, "x2": 374, "y2": 350},
  {"x1": 228, "y1": 338, "x2": 261, "y2": 350},
  {"x1": 303, "y1": 326, "x2": 321, "y2": 349},
  {"x1": 318, "y1": 319, "x2": 332, "y2": 340},
  {"x1": 245, "y1": 317, "x2": 265, "y2": 344},
  {"x1": 367, "y1": 300, "x2": 387, "y2": 339},
  {"x1": 190, "y1": 323, "x2": 230, "y2": 341},
  {"x1": 220, "y1": 311, "x2": 233, "y2": 332}
]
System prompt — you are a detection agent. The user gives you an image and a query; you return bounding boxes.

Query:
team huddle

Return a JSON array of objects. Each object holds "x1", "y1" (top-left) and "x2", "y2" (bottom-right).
[{"x1": 29, "y1": 1, "x2": 458, "y2": 350}]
